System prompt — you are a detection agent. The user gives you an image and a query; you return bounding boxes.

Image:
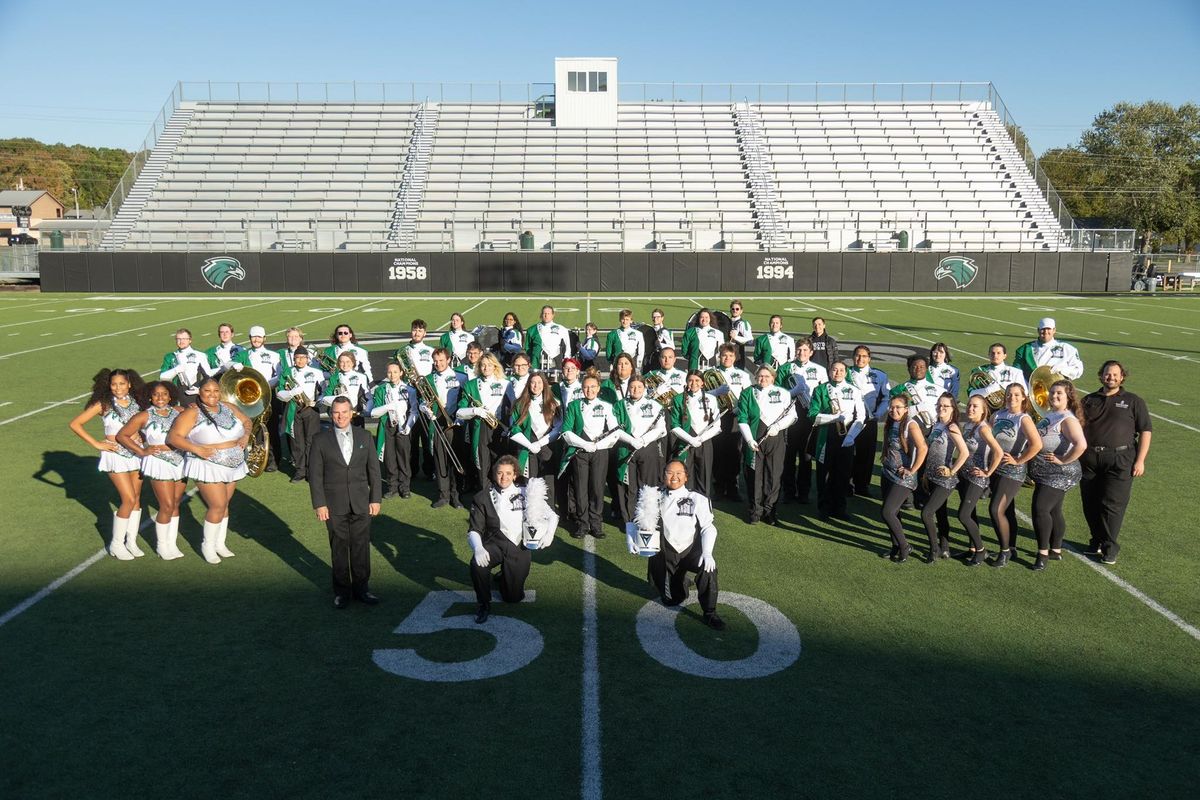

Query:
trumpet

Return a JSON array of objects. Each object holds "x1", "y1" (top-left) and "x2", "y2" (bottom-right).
[
  {"x1": 967, "y1": 369, "x2": 1006, "y2": 411},
  {"x1": 218, "y1": 366, "x2": 272, "y2": 477},
  {"x1": 466, "y1": 390, "x2": 500, "y2": 429}
]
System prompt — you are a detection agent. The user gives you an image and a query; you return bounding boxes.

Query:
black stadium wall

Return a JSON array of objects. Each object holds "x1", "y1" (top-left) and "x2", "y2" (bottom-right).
[{"x1": 38, "y1": 251, "x2": 1125, "y2": 294}]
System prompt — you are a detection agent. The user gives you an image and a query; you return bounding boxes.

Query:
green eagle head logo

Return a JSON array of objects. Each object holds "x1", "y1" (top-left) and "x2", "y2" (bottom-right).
[
  {"x1": 200, "y1": 257, "x2": 246, "y2": 290},
  {"x1": 934, "y1": 257, "x2": 979, "y2": 289}
]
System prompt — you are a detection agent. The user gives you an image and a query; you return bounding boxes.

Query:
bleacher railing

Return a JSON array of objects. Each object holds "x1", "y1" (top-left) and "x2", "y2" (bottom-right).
[{"x1": 97, "y1": 82, "x2": 184, "y2": 224}]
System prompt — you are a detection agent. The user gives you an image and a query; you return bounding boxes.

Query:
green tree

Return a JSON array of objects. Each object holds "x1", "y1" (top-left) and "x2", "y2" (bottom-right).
[{"x1": 0, "y1": 138, "x2": 134, "y2": 212}]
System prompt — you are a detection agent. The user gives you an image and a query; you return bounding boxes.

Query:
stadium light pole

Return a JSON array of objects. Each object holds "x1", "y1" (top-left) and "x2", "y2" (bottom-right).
[{"x1": 71, "y1": 187, "x2": 79, "y2": 218}]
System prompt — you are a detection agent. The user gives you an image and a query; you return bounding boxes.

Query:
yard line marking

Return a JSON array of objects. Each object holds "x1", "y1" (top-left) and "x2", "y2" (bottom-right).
[
  {"x1": 1012, "y1": 509, "x2": 1200, "y2": 644},
  {"x1": 803, "y1": 299, "x2": 989, "y2": 360},
  {"x1": 1149, "y1": 331, "x2": 1162, "y2": 335},
  {"x1": 581, "y1": 536, "x2": 602, "y2": 800},
  {"x1": 0, "y1": 488, "x2": 199, "y2": 631},
  {"x1": 0, "y1": 402, "x2": 10, "y2": 408},
  {"x1": 0, "y1": 301, "x2": 174, "y2": 331},
  {"x1": 1150, "y1": 412, "x2": 1200, "y2": 433},
  {"x1": 586, "y1": 294, "x2": 591, "y2": 322},
  {"x1": 1053, "y1": 307, "x2": 1200, "y2": 334},
  {"x1": 0, "y1": 299, "x2": 283, "y2": 361},
  {"x1": 1160, "y1": 399, "x2": 1181, "y2": 406},
  {"x1": 0, "y1": 297, "x2": 76, "y2": 311},
  {"x1": 689, "y1": 298, "x2": 703, "y2": 308},
  {"x1": 84, "y1": 294, "x2": 1090, "y2": 302}
]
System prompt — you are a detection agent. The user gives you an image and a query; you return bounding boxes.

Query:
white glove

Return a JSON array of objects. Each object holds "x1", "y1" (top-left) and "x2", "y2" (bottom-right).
[
  {"x1": 509, "y1": 431, "x2": 534, "y2": 450},
  {"x1": 533, "y1": 436, "x2": 552, "y2": 451},
  {"x1": 625, "y1": 522, "x2": 639, "y2": 555},
  {"x1": 232, "y1": 362, "x2": 244, "y2": 372},
  {"x1": 456, "y1": 407, "x2": 478, "y2": 421},
  {"x1": 584, "y1": 441, "x2": 597, "y2": 453},
  {"x1": 467, "y1": 531, "x2": 490, "y2": 568},
  {"x1": 814, "y1": 413, "x2": 839, "y2": 426},
  {"x1": 421, "y1": 405, "x2": 437, "y2": 421},
  {"x1": 160, "y1": 365, "x2": 181, "y2": 380},
  {"x1": 529, "y1": 440, "x2": 543, "y2": 455},
  {"x1": 699, "y1": 528, "x2": 717, "y2": 572},
  {"x1": 537, "y1": 515, "x2": 559, "y2": 549},
  {"x1": 841, "y1": 420, "x2": 864, "y2": 448},
  {"x1": 616, "y1": 429, "x2": 640, "y2": 449}
]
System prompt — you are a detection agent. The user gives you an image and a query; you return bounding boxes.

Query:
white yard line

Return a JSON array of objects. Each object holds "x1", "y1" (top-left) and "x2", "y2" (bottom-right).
[
  {"x1": 1160, "y1": 399, "x2": 1181, "y2": 406},
  {"x1": 1149, "y1": 412, "x2": 1200, "y2": 433},
  {"x1": 802, "y1": 299, "x2": 989, "y2": 360},
  {"x1": 580, "y1": 535, "x2": 602, "y2": 800},
  {"x1": 0, "y1": 301, "x2": 175, "y2": 332},
  {"x1": 84, "y1": 294, "x2": 1092, "y2": 302}
]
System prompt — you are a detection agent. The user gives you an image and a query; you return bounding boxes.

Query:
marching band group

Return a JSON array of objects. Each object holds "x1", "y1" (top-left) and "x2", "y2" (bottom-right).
[{"x1": 69, "y1": 303, "x2": 1153, "y2": 624}]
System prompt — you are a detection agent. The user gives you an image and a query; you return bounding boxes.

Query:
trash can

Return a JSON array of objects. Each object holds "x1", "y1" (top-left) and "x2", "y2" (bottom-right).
[
  {"x1": 519, "y1": 231, "x2": 535, "y2": 251},
  {"x1": 897, "y1": 230, "x2": 909, "y2": 250},
  {"x1": 48, "y1": 229, "x2": 65, "y2": 249}
]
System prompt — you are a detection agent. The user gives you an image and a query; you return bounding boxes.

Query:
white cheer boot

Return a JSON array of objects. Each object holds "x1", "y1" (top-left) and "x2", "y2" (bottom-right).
[
  {"x1": 109, "y1": 513, "x2": 134, "y2": 561},
  {"x1": 168, "y1": 515, "x2": 185, "y2": 559},
  {"x1": 201, "y1": 520, "x2": 222, "y2": 564},
  {"x1": 155, "y1": 520, "x2": 173, "y2": 560},
  {"x1": 214, "y1": 516, "x2": 235, "y2": 558},
  {"x1": 125, "y1": 508, "x2": 145, "y2": 557}
]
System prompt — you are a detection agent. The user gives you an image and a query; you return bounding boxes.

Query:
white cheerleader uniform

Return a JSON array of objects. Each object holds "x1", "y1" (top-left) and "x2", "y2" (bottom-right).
[
  {"x1": 140, "y1": 406, "x2": 186, "y2": 481},
  {"x1": 184, "y1": 403, "x2": 249, "y2": 483},
  {"x1": 98, "y1": 399, "x2": 142, "y2": 473}
]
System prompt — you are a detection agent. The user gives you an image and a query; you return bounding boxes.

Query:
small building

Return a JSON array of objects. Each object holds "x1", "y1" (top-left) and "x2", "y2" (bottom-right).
[
  {"x1": 0, "y1": 189, "x2": 66, "y2": 246},
  {"x1": 554, "y1": 57, "x2": 618, "y2": 128}
]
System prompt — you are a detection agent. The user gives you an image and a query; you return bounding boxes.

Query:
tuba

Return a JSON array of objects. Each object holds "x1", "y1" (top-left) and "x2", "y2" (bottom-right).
[
  {"x1": 702, "y1": 369, "x2": 735, "y2": 414},
  {"x1": 968, "y1": 369, "x2": 1006, "y2": 412},
  {"x1": 219, "y1": 366, "x2": 273, "y2": 477},
  {"x1": 1029, "y1": 366, "x2": 1068, "y2": 422}
]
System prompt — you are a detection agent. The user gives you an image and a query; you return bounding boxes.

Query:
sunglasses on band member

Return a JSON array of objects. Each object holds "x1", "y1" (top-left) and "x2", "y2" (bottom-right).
[{"x1": 337, "y1": 330, "x2": 351, "y2": 336}]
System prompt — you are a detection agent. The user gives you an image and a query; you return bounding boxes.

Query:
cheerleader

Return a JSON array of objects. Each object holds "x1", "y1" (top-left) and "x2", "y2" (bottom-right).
[
  {"x1": 669, "y1": 371, "x2": 722, "y2": 496},
  {"x1": 988, "y1": 383, "x2": 1043, "y2": 566},
  {"x1": 168, "y1": 376, "x2": 252, "y2": 565},
  {"x1": 808, "y1": 361, "x2": 867, "y2": 520},
  {"x1": 368, "y1": 361, "x2": 418, "y2": 499},
  {"x1": 159, "y1": 328, "x2": 213, "y2": 401},
  {"x1": 508, "y1": 372, "x2": 563, "y2": 489},
  {"x1": 1028, "y1": 381, "x2": 1088, "y2": 571},
  {"x1": 276, "y1": 348, "x2": 325, "y2": 483},
  {"x1": 928, "y1": 343, "x2": 960, "y2": 399},
  {"x1": 440, "y1": 312, "x2": 475, "y2": 367},
  {"x1": 68, "y1": 368, "x2": 147, "y2": 560},
  {"x1": 957, "y1": 395, "x2": 1004, "y2": 566},
  {"x1": 613, "y1": 375, "x2": 668, "y2": 527},
  {"x1": 918, "y1": 393, "x2": 970, "y2": 562},
  {"x1": 323, "y1": 323, "x2": 373, "y2": 381},
  {"x1": 599, "y1": 353, "x2": 635, "y2": 403},
  {"x1": 560, "y1": 374, "x2": 626, "y2": 538},
  {"x1": 456, "y1": 353, "x2": 510, "y2": 491},
  {"x1": 319, "y1": 352, "x2": 370, "y2": 425},
  {"x1": 880, "y1": 395, "x2": 928, "y2": 563},
  {"x1": 681, "y1": 308, "x2": 725, "y2": 370},
  {"x1": 558, "y1": 358, "x2": 585, "y2": 408},
  {"x1": 497, "y1": 311, "x2": 525, "y2": 367},
  {"x1": 737, "y1": 366, "x2": 797, "y2": 525},
  {"x1": 117, "y1": 381, "x2": 186, "y2": 560}
]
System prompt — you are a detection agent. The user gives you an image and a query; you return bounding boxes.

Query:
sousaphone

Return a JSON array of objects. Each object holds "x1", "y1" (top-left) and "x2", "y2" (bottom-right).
[
  {"x1": 1028, "y1": 366, "x2": 1068, "y2": 422},
  {"x1": 219, "y1": 366, "x2": 273, "y2": 476}
]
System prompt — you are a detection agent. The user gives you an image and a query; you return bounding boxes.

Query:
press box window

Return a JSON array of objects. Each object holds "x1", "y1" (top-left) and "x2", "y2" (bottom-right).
[{"x1": 568, "y1": 71, "x2": 608, "y2": 92}]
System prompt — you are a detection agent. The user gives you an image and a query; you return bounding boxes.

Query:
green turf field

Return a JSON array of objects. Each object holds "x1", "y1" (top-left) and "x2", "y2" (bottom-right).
[{"x1": 1, "y1": 291, "x2": 1198, "y2": 799}]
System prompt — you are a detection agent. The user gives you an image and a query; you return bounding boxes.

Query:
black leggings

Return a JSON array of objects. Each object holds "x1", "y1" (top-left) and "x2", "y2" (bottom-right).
[
  {"x1": 881, "y1": 482, "x2": 913, "y2": 551},
  {"x1": 957, "y1": 481, "x2": 988, "y2": 551},
  {"x1": 1031, "y1": 483, "x2": 1068, "y2": 553},
  {"x1": 920, "y1": 484, "x2": 955, "y2": 550},
  {"x1": 989, "y1": 475, "x2": 1023, "y2": 551}
]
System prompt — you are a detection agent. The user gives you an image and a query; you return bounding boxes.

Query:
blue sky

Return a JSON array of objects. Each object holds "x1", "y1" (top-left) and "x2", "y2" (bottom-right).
[{"x1": 0, "y1": 0, "x2": 1196, "y2": 154}]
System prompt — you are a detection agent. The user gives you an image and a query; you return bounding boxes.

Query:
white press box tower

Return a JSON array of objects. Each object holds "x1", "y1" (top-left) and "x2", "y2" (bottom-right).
[{"x1": 553, "y1": 57, "x2": 618, "y2": 128}]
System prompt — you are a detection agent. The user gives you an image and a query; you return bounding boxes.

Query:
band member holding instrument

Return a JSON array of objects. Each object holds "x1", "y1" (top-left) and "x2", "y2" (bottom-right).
[
  {"x1": 578, "y1": 322, "x2": 601, "y2": 369},
  {"x1": 117, "y1": 381, "x2": 186, "y2": 560},
  {"x1": 711, "y1": 344, "x2": 753, "y2": 500},
  {"x1": 205, "y1": 322, "x2": 246, "y2": 376},
  {"x1": 628, "y1": 460, "x2": 726, "y2": 631},
  {"x1": 988, "y1": 383, "x2": 1043, "y2": 567},
  {"x1": 276, "y1": 348, "x2": 324, "y2": 484},
  {"x1": 681, "y1": 308, "x2": 724, "y2": 370},
  {"x1": 958, "y1": 395, "x2": 1004, "y2": 566},
  {"x1": 669, "y1": 370, "x2": 722, "y2": 497},
  {"x1": 880, "y1": 394, "x2": 928, "y2": 563},
  {"x1": 467, "y1": 456, "x2": 558, "y2": 624},
  {"x1": 645, "y1": 347, "x2": 686, "y2": 404},
  {"x1": 497, "y1": 312, "x2": 525, "y2": 367},
  {"x1": 528, "y1": 305, "x2": 570, "y2": 371},
  {"x1": 160, "y1": 328, "x2": 213, "y2": 402},
  {"x1": 169, "y1": 376, "x2": 252, "y2": 565},
  {"x1": 599, "y1": 352, "x2": 636, "y2": 404},
  {"x1": 848, "y1": 345, "x2": 889, "y2": 497},
  {"x1": 422, "y1": 347, "x2": 465, "y2": 509},
  {"x1": 69, "y1": 368, "x2": 147, "y2": 560},
  {"x1": 753, "y1": 314, "x2": 794, "y2": 369},
  {"x1": 728, "y1": 300, "x2": 753, "y2": 363},
  {"x1": 398, "y1": 319, "x2": 436, "y2": 480},
  {"x1": 369, "y1": 361, "x2": 418, "y2": 499},
  {"x1": 1028, "y1": 381, "x2": 1087, "y2": 571},
  {"x1": 809, "y1": 317, "x2": 839, "y2": 373},
  {"x1": 559, "y1": 358, "x2": 585, "y2": 408},
  {"x1": 237, "y1": 325, "x2": 283, "y2": 472},
  {"x1": 605, "y1": 309, "x2": 645, "y2": 370},
  {"x1": 650, "y1": 308, "x2": 674, "y2": 357},
  {"x1": 919, "y1": 393, "x2": 970, "y2": 562},
  {"x1": 439, "y1": 313, "x2": 475, "y2": 367},
  {"x1": 738, "y1": 366, "x2": 796, "y2": 525},
  {"x1": 888, "y1": 355, "x2": 938, "y2": 436},
  {"x1": 319, "y1": 352, "x2": 369, "y2": 425},
  {"x1": 614, "y1": 375, "x2": 668, "y2": 528},
  {"x1": 1014, "y1": 317, "x2": 1084, "y2": 382},
  {"x1": 456, "y1": 353, "x2": 509, "y2": 491},
  {"x1": 969, "y1": 343, "x2": 1027, "y2": 402},
  {"x1": 776, "y1": 338, "x2": 828, "y2": 504},
  {"x1": 277, "y1": 327, "x2": 314, "y2": 370},
  {"x1": 323, "y1": 323, "x2": 373, "y2": 382},
  {"x1": 808, "y1": 361, "x2": 866, "y2": 520},
  {"x1": 508, "y1": 372, "x2": 563, "y2": 487},
  {"x1": 560, "y1": 373, "x2": 626, "y2": 539},
  {"x1": 928, "y1": 343, "x2": 960, "y2": 400},
  {"x1": 1079, "y1": 360, "x2": 1152, "y2": 565}
]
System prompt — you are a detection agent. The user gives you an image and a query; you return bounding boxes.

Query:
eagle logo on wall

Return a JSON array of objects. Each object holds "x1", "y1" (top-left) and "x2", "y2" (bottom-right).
[
  {"x1": 934, "y1": 256, "x2": 980, "y2": 289},
  {"x1": 200, "y1": 257, "x2": 246, "y2": 290}
]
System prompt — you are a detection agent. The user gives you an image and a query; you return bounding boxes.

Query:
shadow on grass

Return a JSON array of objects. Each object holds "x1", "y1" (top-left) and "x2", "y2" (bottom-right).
[{"x1": 33, "y1": 450, "x2": 126, "y2": 548}]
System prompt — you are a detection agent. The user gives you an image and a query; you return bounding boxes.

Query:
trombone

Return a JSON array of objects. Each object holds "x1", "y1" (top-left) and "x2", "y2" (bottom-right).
[{"x1": 397, "y1": 349, "x2": 464, "y2": 475}]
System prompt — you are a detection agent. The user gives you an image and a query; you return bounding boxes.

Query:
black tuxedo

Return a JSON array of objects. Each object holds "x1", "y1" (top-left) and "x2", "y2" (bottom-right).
[{"x1": 309, "y1": 425, "x2": 382, "y2": 599}]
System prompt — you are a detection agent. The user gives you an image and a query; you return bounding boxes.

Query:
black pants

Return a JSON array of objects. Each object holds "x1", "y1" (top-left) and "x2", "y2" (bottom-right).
[
  {"x1": 957, "y1": 481, "x2": 988, "y2": 551},
  {"x1": 714, "y1": 418, "x2": 742, "y2": 497},
  {"x1": 523, "y1": 440, "x2": 560, "y2": 510},
  {"x1": 289, "y1": 406, "x2": 321, "y2": 479},
  {"x1": 470, "y1": 536, "x2": 531, "y2": 608},
  {"x1": 747, "y1": 431, "x2": 786, "y2": 521},
  {"x1": 571, "y1": 449, "x2": 609, "y2": 535},
  {"x1": 816, "y1": 433, "x2": 854, "y2": 517},
  {"x1": 1032, "y1": 483, "x2": 1069, "y2": 552},
  {"x1": 380, "y1": 421, "x2": 412, "y2": 494},
  {"x1": 617, "y1": 442, "x2": 664, "y2": 526},
  {"x1": 411, "y1": 414, "x2": 435, "y2": 479},
  {"x1": 921, "y1": 483, "x2": 956, "y2": 551},
  {"x1": 881, "y1": 481, "x2": 914, "y2": 551},
  {"x1": 326, "y1": 512, "x2": 372, "y2": 599},
  {"x1": 989, "y1": 475, "x2": 1024, "y2": 551},
  {"x1": 267, "y1": 396, "x2": 285, "y2": 468},
  {"x1": 682, "y1": 438, "x2": 714, "y2": 498},
  {"x1": 1080, "y1": 449, "x2": 1135, "y2": 559},
  {"x1": 784, "y1": 410, "x2": 814, "y2": 500},
  {"x1": 852, "y1": 418, "x2": 879, "y2": 495},
  {"x1": 649, "y1": 535, "x2": 718, "y2": 614},
  {"x1": 432, "y1": 423, "x2": 463, "y2": 501},
  {"x1": 472, "y1": 422, "x2": 499, "y2": 493}
]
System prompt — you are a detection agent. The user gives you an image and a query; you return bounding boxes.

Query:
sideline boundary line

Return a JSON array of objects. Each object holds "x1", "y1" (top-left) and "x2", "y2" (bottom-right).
[
  {"x1": 581, "y1": 536, "x2": 602, "y2": 800},
  {"x1": 84, "y1": 294, "x2": 1092, "y2": 302}
]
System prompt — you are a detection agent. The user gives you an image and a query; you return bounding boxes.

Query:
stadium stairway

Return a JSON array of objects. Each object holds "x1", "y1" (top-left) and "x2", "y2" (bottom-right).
[
  {"x1": 388, "y1": 102, "x2": 439, "y2": 250},
  {"x1": 976, "y1": 108, "x2": 1068, "y2": 248},
  {"x1": 732, "y1": 102, "x2": 788, "y2": 249}
]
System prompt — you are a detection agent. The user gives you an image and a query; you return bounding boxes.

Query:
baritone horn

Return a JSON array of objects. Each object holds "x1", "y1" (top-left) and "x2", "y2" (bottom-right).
[
  {"x1": 967, "y1": 369, "x2": 1006, "y2": 411},
  {"x1": 702, "y1": 369, "x2": 734, "y2": 414},
  {"x1": 1029, "y1": 366, "x2": 1068, "y2": 421},
  {"x1": 219, "y1": 366, "x2": 272, "y2": 476}
]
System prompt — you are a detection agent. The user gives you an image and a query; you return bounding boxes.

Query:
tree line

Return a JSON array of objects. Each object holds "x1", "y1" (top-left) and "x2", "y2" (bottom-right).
[{"x1": 0, "y1": 138, "x2": 135, "y2": 212}]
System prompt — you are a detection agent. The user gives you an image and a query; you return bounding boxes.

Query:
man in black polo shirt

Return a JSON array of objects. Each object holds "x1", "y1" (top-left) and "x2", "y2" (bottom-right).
[{"x1": 1080, "y1": 360, "x2": 1152, "y2": 565}]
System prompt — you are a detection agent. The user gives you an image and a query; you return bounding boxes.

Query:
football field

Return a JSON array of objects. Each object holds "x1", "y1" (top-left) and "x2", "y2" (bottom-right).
[{"x1": 1, "y1": 291, "x2": 1198, "y2": 799}]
